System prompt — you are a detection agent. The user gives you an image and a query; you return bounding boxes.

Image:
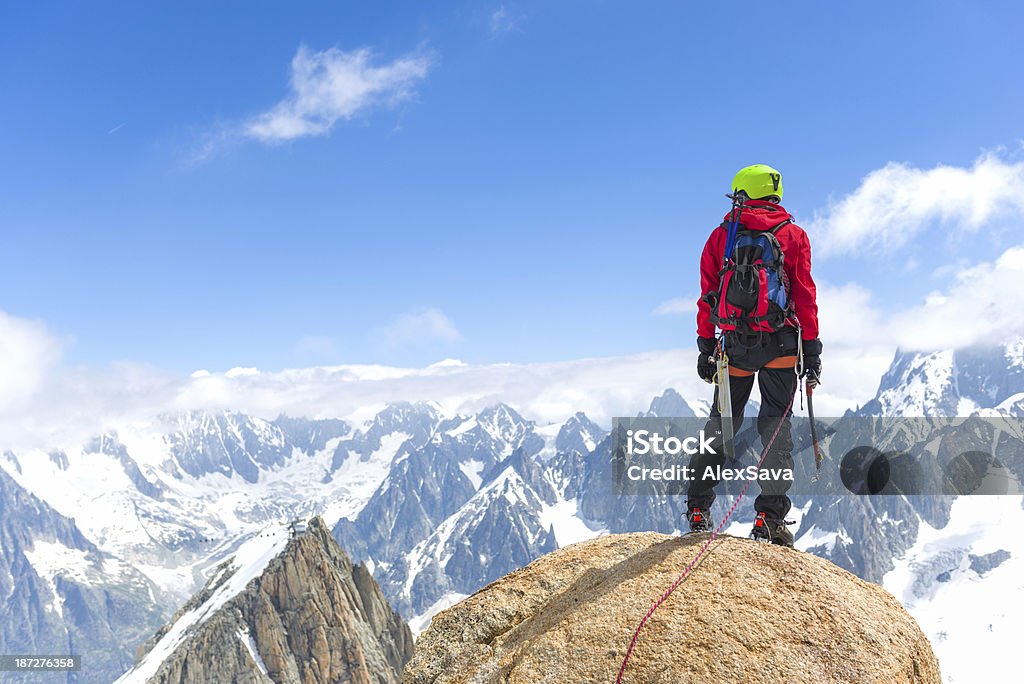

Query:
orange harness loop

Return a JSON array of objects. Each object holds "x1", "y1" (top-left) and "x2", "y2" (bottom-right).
[{"x1": 728, "y1": 355, "x2": 797, "y2": 376}]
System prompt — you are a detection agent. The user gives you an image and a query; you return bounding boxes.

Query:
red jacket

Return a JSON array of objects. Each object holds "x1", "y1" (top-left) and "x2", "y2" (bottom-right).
[{"x1": 696, "y1": 200, "x2": 818, "y2": 340}]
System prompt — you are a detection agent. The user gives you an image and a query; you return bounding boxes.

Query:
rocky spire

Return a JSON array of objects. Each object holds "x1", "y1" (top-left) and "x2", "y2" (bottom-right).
[{"x1": 118, "y1": 517, "x2": 413, "y2": 683}]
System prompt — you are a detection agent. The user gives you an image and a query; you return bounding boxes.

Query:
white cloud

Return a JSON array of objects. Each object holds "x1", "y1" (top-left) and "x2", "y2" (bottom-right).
[
  {"x1": 896, "y1": 244, "x2": 1024, "y2": 350},
  {"x1": 0, "y1": 311, "x2": 64, "y2": 412},
  {"x1": 812, "y1": 151, "x2": 1024, "y2": 257},
  {"x1": 0, "y1": 325, "x2": 885, "y2": 455},
  {"x1": 375, "y1": 308, "x2": 462, "y2": 349},
  {"x1": 186, "y1": 123, "x2": 239, "y2": 166},
  {"x1": 0, "y1": 347, "x2": 696, "y2": 452},
  {"x1": 793, "y1": 242, "x2": 1024, "y2": 411},
  {"x1": 490, "y1": 5, "x2": 525, "y2": 34},
  {"x1": 8, "y1": 246, "x2": 1022, "y2": 451},
  {"x1": 652, "y1": 297, "x2": 697, "y2": 316},
  {"x1": 810, "y1": 283, "x2": 895, "y2": 414},
  {"x1": 813, "y1": 242, "x2": 1024, "y2": 353},
  {"x1": 225, "y1": 367, "x2": 260, "y2": 378},
  {"x1": 244, "y1": 45, "x2": 433, "y2": 143}
]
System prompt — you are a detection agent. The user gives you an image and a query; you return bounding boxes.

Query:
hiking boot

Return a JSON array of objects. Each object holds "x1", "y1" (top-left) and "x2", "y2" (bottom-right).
[
  {"x1": 686, "y1": 507, "x2": 713, "y2": 533},
  {"x1": 750, "y1": 512, "x2": 794, "y2": 547}
]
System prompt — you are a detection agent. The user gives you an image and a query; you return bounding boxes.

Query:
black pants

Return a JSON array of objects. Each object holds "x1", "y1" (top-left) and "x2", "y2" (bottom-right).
[{"x1": 686, "y1": 330, "x2": 799, "y2": 522}]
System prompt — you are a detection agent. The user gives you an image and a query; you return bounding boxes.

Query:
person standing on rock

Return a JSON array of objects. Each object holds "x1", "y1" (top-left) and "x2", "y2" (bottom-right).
[{"x1": 686, "y1": 164, "x2": 822, "y2": 547}]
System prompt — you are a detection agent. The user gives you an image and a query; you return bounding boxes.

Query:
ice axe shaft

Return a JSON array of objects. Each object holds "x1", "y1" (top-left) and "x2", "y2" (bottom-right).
[
  {"x1": 806, "y1": 382, "x2": 824, "y2": 480},
  {"x1": 716, "y1": 339, "x2": 735, "y2": 461}
]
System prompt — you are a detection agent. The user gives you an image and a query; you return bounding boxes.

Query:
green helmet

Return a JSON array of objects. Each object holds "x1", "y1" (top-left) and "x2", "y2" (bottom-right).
[{"x1": 732, "y1": 164, "x2": 783, "y2": 201}]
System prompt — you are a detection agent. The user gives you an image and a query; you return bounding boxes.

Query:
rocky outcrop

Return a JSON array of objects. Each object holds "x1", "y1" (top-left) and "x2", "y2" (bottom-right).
[
  {"x1": 120, "y1": 517, "x2": 413, "y2": 683},
  {"x1": 405, "y1": 533, "x2": 941, "y2": 684}
]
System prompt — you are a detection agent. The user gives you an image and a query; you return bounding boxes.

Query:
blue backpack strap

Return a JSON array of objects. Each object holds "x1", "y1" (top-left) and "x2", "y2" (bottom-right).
[{"x1": 723, "y1": 195, "x2": 746, "y2": 263}]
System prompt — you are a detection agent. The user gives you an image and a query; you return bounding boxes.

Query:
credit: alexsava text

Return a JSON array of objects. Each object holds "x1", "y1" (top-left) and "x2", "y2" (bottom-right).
[{"x1": 625, "y1": 464, "x2": 794, "y2": 482}]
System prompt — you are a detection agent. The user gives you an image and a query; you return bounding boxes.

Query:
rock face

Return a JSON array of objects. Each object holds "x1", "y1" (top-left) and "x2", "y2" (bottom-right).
[
  {"x1": 120, "y1": 517, "x2": 413, "y2": 683},
  {"x1": 0, "y1": 466, "x2": 164, "y2": 684},
  {"x1": 405, "y1": 533, "x2": 941, "y2": 684}
]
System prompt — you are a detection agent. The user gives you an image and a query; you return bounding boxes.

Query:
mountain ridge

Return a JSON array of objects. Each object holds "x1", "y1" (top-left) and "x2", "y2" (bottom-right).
[
  {"x1": 116, "y1": 516, "x2": 413, "y2": 684},
  {"x1": 1, "y1": 341, "x2": 1022, "y2": 681}
]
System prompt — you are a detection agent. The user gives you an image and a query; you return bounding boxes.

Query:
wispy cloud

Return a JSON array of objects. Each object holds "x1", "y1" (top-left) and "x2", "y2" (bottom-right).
[
  {"x1": 244, "y1": 45, "x2": 433, "y2": 143},
  {"x1": 375, "y1": 308, "x2": 462, "y2": 350},
  {"x1": 652, "y1": 297, "x2": 697, "y2": 316},
  {"x1": 489, "y1": 5, "x2": 526, "y2": 35},
  {"x1": 186, "y1": 122, "x2": 240, "y2": 165},
  {"x1": 812, "y1": 151, "x2": 1024, "y2": 257}
]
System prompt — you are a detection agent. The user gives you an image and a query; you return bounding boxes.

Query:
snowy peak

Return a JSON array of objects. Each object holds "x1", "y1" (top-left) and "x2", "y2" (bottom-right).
[
  {"x1": 863, "y1": 338, "x2": 1024, "y2": 417},
  {"x1": 382, "y1": 457, "x2": 559, "y2": 618},
  {"x1": 870, "y1": 349, "x2": 958, "y2": 416},
  {"x1": 85, "y1": 432, "x2": 164, "y2": 499},
  {"x1": 644, "y1": 387, "x2": 697, "y2": 418},
  {"x1": 167, "y1": 410, "x2": 292, "y2": 483},
  {"x1": 364, "y1": 400, "x2": 441, "y2": 439},
  {"x1": 0, "y1": 466, "x2": 92, "y2": 553},
  {"x1": 476, "y1": 402, "x2": 532, "y2": 447},
  {"x1": 480, "y1": 446, "x2": 554, "y2": 501},
  {"x1": 555, "y1": 411, "x2": 606, "y2": 456},
  {"x1": 270, "y1": 414, "x2": 350, "y2": 454},
  {"x1": 118, "y1": 517, "x2": 413, "y2": 684}
]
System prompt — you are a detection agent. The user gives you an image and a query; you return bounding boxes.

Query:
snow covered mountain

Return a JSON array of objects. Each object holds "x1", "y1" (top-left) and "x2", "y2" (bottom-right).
[
  {"x1": 333, "y1": 402, "x2": 605, "y2": 618},
  {"x1": 839, "y1": 341, "x2": 1024, "y2": 683},
  {"x1": 0, "y1": 466, "x2": 164, "y2": 684},
  {"x1": 2, "y1": 341, "x2": 1022, "y2": 682},
  {"x1": 861, "y1": 341, "x2": 1024, "y2": 417}
]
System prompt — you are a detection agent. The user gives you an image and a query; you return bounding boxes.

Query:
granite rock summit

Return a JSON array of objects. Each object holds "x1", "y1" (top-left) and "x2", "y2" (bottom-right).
[{"x1": 405, "y1": 532, "x2": 941, "y2": 684}]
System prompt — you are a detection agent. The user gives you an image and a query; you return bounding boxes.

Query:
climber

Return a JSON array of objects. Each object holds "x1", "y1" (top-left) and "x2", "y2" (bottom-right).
[{"x1": 686, "y1": 164, "x2": 822, "y2": 547}]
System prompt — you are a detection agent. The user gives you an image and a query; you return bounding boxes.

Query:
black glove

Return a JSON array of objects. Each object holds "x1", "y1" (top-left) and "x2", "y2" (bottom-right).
[
  {"x1": 697, "y1": 336, "x2": 717, "y2": 384},
  {"x1": 801, "y1": 338, "x2": 822, "y2": 388}
]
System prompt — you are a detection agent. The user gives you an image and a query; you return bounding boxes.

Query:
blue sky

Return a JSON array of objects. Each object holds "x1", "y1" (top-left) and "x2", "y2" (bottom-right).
[{"x1": 2, "y1": 0, "x2": 1023, "y2": 372}]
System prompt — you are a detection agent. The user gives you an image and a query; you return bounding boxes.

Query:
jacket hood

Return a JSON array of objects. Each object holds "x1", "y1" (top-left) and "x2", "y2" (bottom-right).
[{"x1": 722, "y1": 199, "x2": 793, "y2": 232}]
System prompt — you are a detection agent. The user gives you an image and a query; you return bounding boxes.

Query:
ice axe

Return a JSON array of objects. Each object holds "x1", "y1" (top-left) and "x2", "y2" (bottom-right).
[
  {"x1": 715, "y1": 336, "x2": 735, "y2": 462},
  {"x1": 806, "y1": 382, "x2": 824, "y2": 480},
  {"x1": 796, "y1": 333, "x2": 824, "y2": 480}
]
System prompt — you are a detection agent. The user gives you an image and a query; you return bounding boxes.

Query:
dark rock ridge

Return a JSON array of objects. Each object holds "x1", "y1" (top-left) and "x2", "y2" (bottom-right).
[{"x1": 969, "y1": 549, "x2": 1011, "y2": 576}]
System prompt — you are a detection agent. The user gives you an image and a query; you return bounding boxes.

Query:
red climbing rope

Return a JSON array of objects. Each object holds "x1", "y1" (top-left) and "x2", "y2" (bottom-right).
[{"x1": 614, "y1": 388, "x2": 798, "y2": 683}]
